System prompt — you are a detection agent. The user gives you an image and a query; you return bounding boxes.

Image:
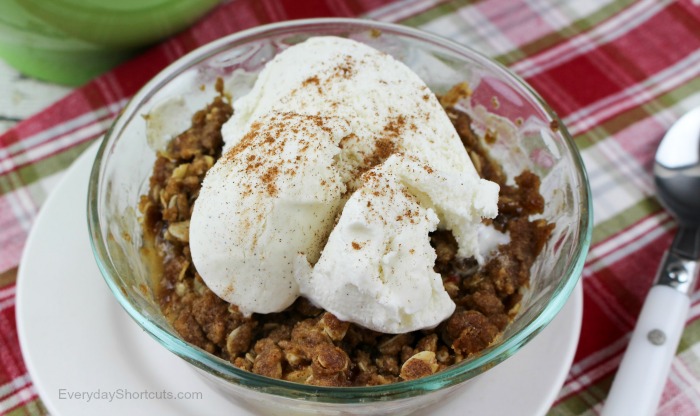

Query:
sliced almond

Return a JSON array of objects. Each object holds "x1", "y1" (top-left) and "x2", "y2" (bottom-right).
[
  {"x1": 168, "y1": 221, "x2": 190, "y2": 242},
  {"x1": 400, "y1": 351, "x2": 438, "y2": 381}
]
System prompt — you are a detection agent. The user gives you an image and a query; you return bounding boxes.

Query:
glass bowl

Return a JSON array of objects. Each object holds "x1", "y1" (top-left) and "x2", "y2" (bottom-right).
[{"x1": 87, "y1": 18, "x2": 592, "y2": 416}]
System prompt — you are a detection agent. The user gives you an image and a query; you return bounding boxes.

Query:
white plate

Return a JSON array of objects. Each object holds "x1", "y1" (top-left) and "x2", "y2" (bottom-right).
[{"x1": 16, "y1": 142, "x2": 583, "y2": 416}]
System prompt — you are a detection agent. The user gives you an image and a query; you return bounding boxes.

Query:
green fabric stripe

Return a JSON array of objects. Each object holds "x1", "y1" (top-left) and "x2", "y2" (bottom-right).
[
  {"x1": 496, "y1": 0, "x2": 637, "y2": 66},
  {"x1": 0, "y1": 267, "x2": 17, "y2": 288},
  {"x1": 0, "y1": 140, "x2": 95, "y2": 198},
  {"x1": 547, "y1": 375, "x2": 612, "y2": 415},
  {"x1": 4, "y1": 399, "x2": 48, "y2": 416},
  {"x1": 591, "y1": 196, "x2": 662, "y2": 245},
  {"x1": 573, "y1": 101, "x2": 659, "y2": 151},
  {"x1": 573, "y1": 57, "x2": 700, "y2": 151},
  {"x1": 398, "y1": 0, "x2": 477, "y2": 27},
  {"x1": 678, "y1": 318, "x2": 700, "y2": 354}
]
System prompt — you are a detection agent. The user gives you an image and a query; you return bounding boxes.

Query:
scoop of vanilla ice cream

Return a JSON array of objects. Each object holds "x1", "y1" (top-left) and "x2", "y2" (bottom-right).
[
  {"x1": 189, "y1": 112, "x2": 351, "y2": 314},
  {"x1": 296, "y1": 153, "x2": 466, "y2": 333},
  {"x1": 190, "y1": 36, "x2": 500, "y2": 329},
  {"x1": 222, "y1": 36, "x2": 479, "y2": 188}
]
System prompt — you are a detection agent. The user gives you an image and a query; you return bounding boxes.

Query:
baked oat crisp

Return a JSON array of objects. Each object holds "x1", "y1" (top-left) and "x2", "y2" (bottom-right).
[{"x1": 139, "y1": 82, "x2": 553, "y2": 387}]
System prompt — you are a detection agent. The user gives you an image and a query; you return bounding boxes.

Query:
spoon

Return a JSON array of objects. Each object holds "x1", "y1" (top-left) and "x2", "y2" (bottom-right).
[{"x1": 602, "y1": 107, "x2": 700, "y2": 416}]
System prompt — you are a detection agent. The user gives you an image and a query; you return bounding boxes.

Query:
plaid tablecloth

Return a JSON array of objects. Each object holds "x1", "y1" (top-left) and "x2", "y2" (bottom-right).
[{"x1": 3, "y1": 0, "x2": 700, "y2": 414}]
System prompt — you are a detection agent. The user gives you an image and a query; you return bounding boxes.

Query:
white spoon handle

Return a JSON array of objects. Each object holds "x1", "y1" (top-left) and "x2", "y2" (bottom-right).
[{"x1": 601, "y1": 285, "x2": 689, "y2": 416}]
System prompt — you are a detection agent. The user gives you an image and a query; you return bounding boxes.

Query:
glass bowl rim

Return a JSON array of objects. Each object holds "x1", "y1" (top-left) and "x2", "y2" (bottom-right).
[{"x1": 87, "y1": 17, "x2": 593, "y2": 399}]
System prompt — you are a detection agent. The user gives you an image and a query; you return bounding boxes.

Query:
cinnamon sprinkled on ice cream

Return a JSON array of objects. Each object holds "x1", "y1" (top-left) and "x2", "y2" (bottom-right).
[{"x1": 189, "y1": 37, "x2": 499, "y2": 332}]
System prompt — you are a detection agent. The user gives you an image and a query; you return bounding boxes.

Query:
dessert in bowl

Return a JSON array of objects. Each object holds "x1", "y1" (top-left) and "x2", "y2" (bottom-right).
[{"x1": 87, "y1": 18, "x2": 592, "y2": 415}]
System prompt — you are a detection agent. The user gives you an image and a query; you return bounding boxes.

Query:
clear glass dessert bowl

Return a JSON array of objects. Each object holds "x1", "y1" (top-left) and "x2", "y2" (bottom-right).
[{"x1": 87, "y1": 18, "x2": 592, "y2": 416}]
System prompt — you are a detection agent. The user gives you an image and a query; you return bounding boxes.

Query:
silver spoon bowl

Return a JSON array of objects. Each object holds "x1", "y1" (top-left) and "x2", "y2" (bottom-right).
[{"x1": 655, "y1": 106, "x2": 700, "y2": 260}]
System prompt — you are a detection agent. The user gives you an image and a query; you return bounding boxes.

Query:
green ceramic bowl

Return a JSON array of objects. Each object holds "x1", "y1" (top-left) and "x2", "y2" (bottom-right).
[{"x1": 0, "y1": 0, "x2": 219, "y2": 85}]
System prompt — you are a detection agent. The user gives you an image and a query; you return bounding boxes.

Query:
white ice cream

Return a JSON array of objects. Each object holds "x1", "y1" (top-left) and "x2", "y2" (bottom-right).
[
  {"x1": 296, "y1": 153, "x2": 492, "y2": 333},
  {"x1": 190, "y1": 36, "x2": 500, "y2": 332},
  {"x1": 189, "y1": 112, "x2": 351, "y2": 314}
]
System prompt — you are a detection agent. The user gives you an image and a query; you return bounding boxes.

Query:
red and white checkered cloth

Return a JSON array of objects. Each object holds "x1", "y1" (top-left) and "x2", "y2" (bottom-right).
[{"x1": 3, "y1": 0, "x2": 700, "y2": 414}]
